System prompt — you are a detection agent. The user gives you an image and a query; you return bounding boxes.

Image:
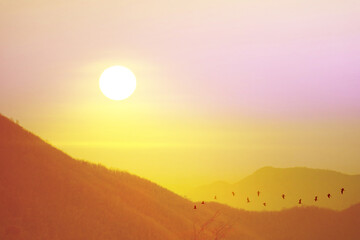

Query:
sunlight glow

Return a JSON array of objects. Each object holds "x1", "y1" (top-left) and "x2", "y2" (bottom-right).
[{"x1": 99, "y1": 66, "x2": 136, "y2": 100}]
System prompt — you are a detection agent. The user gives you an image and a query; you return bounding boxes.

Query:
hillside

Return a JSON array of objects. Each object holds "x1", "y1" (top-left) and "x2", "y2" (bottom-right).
[
  {"x1": 0, "y1": 113, "x2": 359, "y2": 240},
  {"x1": 207, "y1": 202, "x2": 360, "y2": 240},
  {"x1": 0, "y1": 114, "x2": 211, "y2": 240},
  {"x1": 188, "y1": 166, "x2": 360, "y2": 211}
]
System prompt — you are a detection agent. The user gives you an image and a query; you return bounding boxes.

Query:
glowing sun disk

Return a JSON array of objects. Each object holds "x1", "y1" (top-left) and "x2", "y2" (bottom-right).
[{"x1": 99, "y1": 66, "x2": 136, "y2": 100}]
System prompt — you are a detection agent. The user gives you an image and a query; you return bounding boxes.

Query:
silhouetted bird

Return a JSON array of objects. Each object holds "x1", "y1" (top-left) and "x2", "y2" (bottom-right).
[
  {"x1": 327, "y1": 193, "x2": 331, "y2": 199},
  {"x1": 201, "y1": 201, "x2": 205, "y2": 204},
  {"x1": 298, "y1": 199, "x2": 302, "y2": 205},
  {"x1": 282, "y1": 194, "x2": 285, "y2": 199},
  {"x1": 257, "y1": 191, "x2": 260, "y2": 197},
  {"x1": 232, "y1": 192, "x2": 235, "y2": 197},
  {"x1": 314, "y1": 196, "x2": 318, "y2": 202},
  {"x1": 214, "y1": 195, "x2": 217, "y2": 200},
  {"x1": 341, "y1": 188, "x2": 345, "y2": 195},
  {"x1": 263, "y1": 202, "x2": 266, "y2": 207},
  {"x1": 247, "y1": 197, "x2": 250, "y2": 203},
  {"x1": 194, "y1": 205, "x2": 197, "y2": 209}
]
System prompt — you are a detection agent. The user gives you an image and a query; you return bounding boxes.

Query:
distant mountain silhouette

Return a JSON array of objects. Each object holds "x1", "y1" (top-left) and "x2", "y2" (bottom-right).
[
  {"x1": 1, "y1": 113, "x2": 359, "y2": 240},
  {"x1": 188, "y1": 166, "x2": 360, "y2": 211}
]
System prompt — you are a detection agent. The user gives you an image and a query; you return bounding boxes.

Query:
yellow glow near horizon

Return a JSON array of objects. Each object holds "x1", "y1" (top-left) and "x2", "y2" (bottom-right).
[{"x1": 99, "y1": 66, "x2": 136, "y2": 100}]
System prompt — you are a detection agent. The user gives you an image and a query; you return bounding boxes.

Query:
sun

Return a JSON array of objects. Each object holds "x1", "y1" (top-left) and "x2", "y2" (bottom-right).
[{"x1": 99, "y1": 66, "x2": 136, "y2": 100}]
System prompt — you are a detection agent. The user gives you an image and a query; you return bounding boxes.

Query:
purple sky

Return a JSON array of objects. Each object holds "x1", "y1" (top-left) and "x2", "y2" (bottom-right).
[{"x1": 1, "y1": 0, "x2": 360, "y2": 118}]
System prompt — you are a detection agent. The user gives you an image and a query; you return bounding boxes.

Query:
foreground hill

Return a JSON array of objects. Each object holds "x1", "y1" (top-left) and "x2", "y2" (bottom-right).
[
  {"x1": 0, "y1": 114, "x2": 359, "y2": 240},
  {"x1": 188, "y1": 166, "x2": 360, "y2": 211}
]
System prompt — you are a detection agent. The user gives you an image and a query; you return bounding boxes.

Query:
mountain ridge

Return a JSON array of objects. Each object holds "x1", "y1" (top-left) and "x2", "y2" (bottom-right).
[
  {"x1": 1, "y1": 113, "x2": 359, "y2": 239},
  {"x1": 188, "y1": 166, "x2": 360, "y2": 211}
]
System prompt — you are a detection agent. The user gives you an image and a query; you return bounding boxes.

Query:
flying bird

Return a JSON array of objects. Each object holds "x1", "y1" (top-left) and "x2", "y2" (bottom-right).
[
  {"x1": 247, "y1": 197, "x2": 250, "y2": 203},
  {"x1": 327, "y1": 193, "x2": 331, "y2": 199},
  {"x1": 257, "y1": 191, "x2": 260, "y2": 197},
  {"x1": 298, "y1": 199, "x2": 302, "y2": 205},
  {"x1": 282, "y1": 194, "x2": 285, "y2": 199},
  {"x1": 232, "y1": 192, "x2": 235, "y2": 197},
  {"x1": 201, "y1": 201, "x2": 205, "y2": 204},
  {"x1": 214, "y1": 195, "x2": 217, "y2": 200},
  {"x1": 341, "y1": 188, "x2": 345, "y2": 195},
  {"x1": 314, "y1": 196, "x2": 318, "y2": 202}
]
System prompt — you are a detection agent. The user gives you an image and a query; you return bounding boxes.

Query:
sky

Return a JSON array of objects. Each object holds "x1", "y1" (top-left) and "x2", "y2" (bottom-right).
[{"x1": 1, "y1": 0, "x2": 360, "y2": 194}]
